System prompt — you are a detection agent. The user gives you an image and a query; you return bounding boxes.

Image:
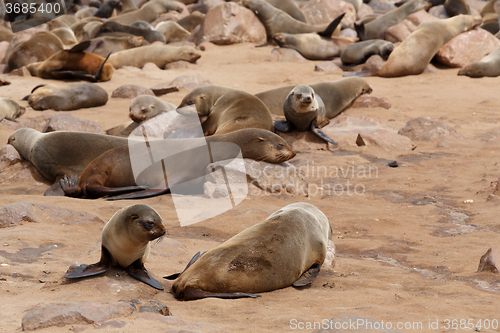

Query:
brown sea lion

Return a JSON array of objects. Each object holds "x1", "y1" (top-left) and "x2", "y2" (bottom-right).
[
  {"x1": 458, "y1": 48, "x2": 500, "y2": 77},
  {"x1": 65, "y1": 204, "x2": 166, "y2": 290},
  {"x1": 376, "y1": 14, "x2": 482, "y2": 77},
  {"x1": 255, "y1": 78, "x2": 373, "y2": 118},
  {"x1": 108, "y1": 0, "x2": 183, "y2": 25},
  {"x1": 176, "y1": 85, "x2": 274, "y2": 135},
  {"x1": 26, "y1": 41, "x2": 114, "y2": 82},
  {"x1": 0, "y1": 98, "x2": 25, "y2": 121},
  {"x1": 109, "y1": 44, "x2": 200, "y2": 69},
  {"x1": 340, "y1": 39, "x2": 395, "y2": 65},
  {"x1": 60, "y1": 128, "x2": 295, "y2": 200},
  {"x1": 166, "y1": 202, "x2": 333, "y2": 300}
]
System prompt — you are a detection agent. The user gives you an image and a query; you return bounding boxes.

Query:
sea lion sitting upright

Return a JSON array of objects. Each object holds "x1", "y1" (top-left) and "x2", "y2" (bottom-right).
[
  {"x1": 0, "y1": 98, "x2": 25, "y2": 121},
  {"x1": 166, "y1": 202, "x2": 333, "y2": 300},
  {"x1": 176, "y1": 85, "x2": 274, "y2": 135},
  {"x1": 274, "y1": 85, "x2": 337, "y2": 145},
  {"x1": 458, "y1": 48, "x2": 500, "y2": 78},
  {"x1": 65, "y1": 204, "x2": 166, "y2": 290}
]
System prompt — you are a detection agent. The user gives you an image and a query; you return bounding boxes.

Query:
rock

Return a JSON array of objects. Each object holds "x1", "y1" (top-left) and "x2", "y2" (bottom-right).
[
  {"x1": 0, "y1": 161, "x2": 44, "y2": 186},
  {"x1": 398, "y1": 117, "x2": 457, "y2": 141},
  {"x1": 21, "y1": 302, "x2": 135, "y2": 331},
  {"x1": 141, "y1": 62, "x2": 161, "y2": 71},
  {"x1": 277, "y1": 130, "x2": 329, "y2": 150},
  {"x1": 477, "y1": 247, "x2": 500, "y2": 273},
  {"x1": 150, "y1": 84, "x2": 180, "y2": 96},
  {"x1": 384, "y1": 20, "x2": 416, "y2": 43},
  {"x1": 164, "y1": 60, "x2": 198, "y2": 69},
  {"x1": 0, "y1": 202, "x2": 104, "y2": 228},
  {"x1": 111, "y1": 85, "x2": 155, "y2": 98},
  {"x1": 314, "y1": 61, "x2": 343, "y2": 73},
  {"x1": 9, "y1": 66, "x2": 31, "y2": 76},
  {"x1": 356, "y1": 3, "x2": 374, "y2": 20},
  {"x1": 270, "y1": 48, "x2": 309, "y2": 62},
  {"x1": 356, "y1": 130, "x2": 416, "y2": 151},
  {"x1": 476, "y1": 129, "x2": 500, "y2": 142},
  {"x1": 338, "y1": 27, "x2": 357, "y2": 38},
  {"x1": 406, "y1": 9, "x2": 438, "y2": 26},
  {"x1": 436, "y1": 28, "x2": 500, "y2": 68},
  {"x1": 350, "y1": 95, "x2": 391, "y2": 109},
  {"x1": 0, "y1": 114, "x2": 52, "y2": 131},
  {"x1": 42, "y1": 114, "x2": 104, "y2": 133},
  {"x1": 322, "y1": 114, "x2": 394, "y2": 139},
  {"x1": 194, "y1": 3, "x2": 267, "y2": 45},
  {"x1": 128, "y1": 299, "x2": 170, "y2": 316},
  {"x1": 0, "y1": 144, "x2": 21, "y2": 171},
  {"x1": 168, "y1": 75, "x2": 212, "y2": 91},
  {"x1": 204, "y1": 158, "x2": 309, "y2": 197},
  {"x1": 313, "y1": 314, "x2": 404, "y2": 332},
  {"x1": 301, "y1": 0, "x2": 357, "y2": 28}
]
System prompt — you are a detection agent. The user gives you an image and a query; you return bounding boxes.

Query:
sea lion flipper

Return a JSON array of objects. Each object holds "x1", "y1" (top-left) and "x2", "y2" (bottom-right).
[
  {"x1": 105, "y1": 189, "x2": 170, "y2": 200},
  {"x1": 68, "y1": 40, "x2": 92, "y2": 53},
  {"x1": 180, "y1": 286, "x2": 260, "y2": 300},
  {"x1": 93, "y1": 52, "x2": 112, "y2": 82},
  {"x1": 164, "y1": 251, "x2": 207, "y2": 280},
  {"x1": 354, "y1": 22, "x2": 366, "y2": 41},
  {"x1": 84, "y1": 184, "x2": 145, "y2": 197},
  {"x1": 64, "y1": 246, "x2": 112, "y2": 279},
  {"x1": 60, "y1": 174, "x2": 82, "y2": 197},
  {"x1": 126, "y1": 258, "x2": 164, "y2": 290},
  {"x1": 310, "y1": 120, "x2": 338, "y2": 145},
  {"x1": 292, "y1": 263, "x2": 321, "y2": 287},
  {"x1": 317, "y1": 13, "x2": 345, "y2": 37},
  {"x1": 273, "y1": 120, "x2": 291, "y2": 133}
]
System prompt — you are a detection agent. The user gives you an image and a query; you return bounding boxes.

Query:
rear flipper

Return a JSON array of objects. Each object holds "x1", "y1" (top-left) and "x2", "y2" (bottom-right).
[
  {"x1": 126, "y1": 258, "x2": 164, "y2": 290},
  {"x1": 64, "y1": 246, "x2": 112, "y2": 279},
  {"x1": 292, "y1": 263, "x2": 321, "y2": 287},
  {"x1": 164, "y1": 251, "x2": 207, "y2": 280},
  {"x1": 105, "y1": 188, "x2": 170, "y2": 201},
  {"x1": 310, "y1": 120, "x2": 337, "y2": 145},
  {"x1": 274, "y1": 120, "x2": 292, "y2": 133},
  {"x1": 60, "y1": 174, "x2": 82, "y2": 197},
  {"x1": 44, "y1": 175, "x2": 66, "y2": 196},
  {"x1": 177, "y1": 286, "x2": 260, "y2": 301},
  {"x1": 317, "y1": 13, "x2": 345, "y2": 37},
  {"x1": 83, "y1": 184, "x2": 146, "y2": 198}
]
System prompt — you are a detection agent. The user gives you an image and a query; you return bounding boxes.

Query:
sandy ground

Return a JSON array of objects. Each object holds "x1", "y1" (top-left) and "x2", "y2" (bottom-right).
[{"x1": 1, "y1": 42, "x2": 500, "y2": 333}]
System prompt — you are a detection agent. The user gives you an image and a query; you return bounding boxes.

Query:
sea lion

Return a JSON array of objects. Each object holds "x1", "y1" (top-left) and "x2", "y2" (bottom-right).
[
  {"x1": 457, "y1": 48, "x2": 500, "y2": 77},
  {"x1": 71, "y1": 17, "x2": 104, "y2": 41},
  {"x1": 274, "y1": 85, "x2": 337, "y2": 144},
  {"x1": 65, "y1": 204, "x2": 166, "y2": 290},
  {"x1": 272, "y1": 31, "x2": 353, "y2": 61},
  {"x1": 242, "y1": 0, "x2": 343, "y2": 38},
  {"x1": 6, "y1": 31, "x2": 64, "y2": 72},
  {"x1": 444, "y1": 0, "x2": 470, "y2": 16},
  {"x1": 60, "y1": 128, "x2": 295, "y2": 199},
  {"x1": 24, "y1": 83, "x2": 109, "y2": 111},
  {"x1": 264, "y1": 0, "x2": 307, "y2": 23},
  {"x1": 108, "y1": 0, "x2": 183, "y2": 25},
  {"x1": 75, "y1": 6, "x2": 99, "y2": 19},
  {"x1": 155, "y1": 21, "x2": 191, "y2": 43},
  {"x1": 85, "y1": 36, "x2": 148, "y2": 58},
  {"x1": 355, "y1": 0, "x2": 432, "y2": 40},
  {"x1": 93, "y1": 0, "x2": 122, "y2": 18},
  {"x1": 7, "y1": 128, "x2": 131, "y2": 195},
  {"x1": 176, "y1": 11, "x2": 205, "y2": 32},
  {"x1": 340, "y1": 39, "x2": 395, "y2": 65},
  {"x1": 377, "y1": 14, "x2": 482, "y2": 77},
  {"x1": 130, "y1": 21, "x2": 155, "y2": 30},
  {"x1": 108, "y1": 44, "x2": 200, "y2": 69},
  {"x1": 166, "y1": 202, "x2": 332, "y2": 300},
  {"x1": 0, "y1": 98, "x2": 25, "y2": 121},
  {"x1": 26, "y1": 41, "x2": 114, "y2": 82},
  {"x1": 97, "y1": 20, "x2": 166, "y2": 43},
  {"x1": 50, "y1": 27, "x2": 79, "y2": 45},
  {"x1": 129, "y1": 95, "x2": 176, "y2": 123},
  {"x1": 176, "y1": 85, "x2": 274, "y2": 135},
  {"x1": 255, "y1": 78, "x2": 373, "y2": 118},
  {"x1": 121, "y1": 0, "x2": 139, "y2": 13}
]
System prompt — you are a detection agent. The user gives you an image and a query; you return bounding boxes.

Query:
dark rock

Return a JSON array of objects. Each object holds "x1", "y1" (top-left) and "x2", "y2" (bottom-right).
[{"x1": 477, "y1": 247, "x2": 500, "y2": 273}]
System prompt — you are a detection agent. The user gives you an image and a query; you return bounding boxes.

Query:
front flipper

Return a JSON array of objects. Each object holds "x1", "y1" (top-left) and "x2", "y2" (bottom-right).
[
  {"x1": 126, "y1": 258, "x2": 164, "y2": 290},
  {"x1": 274, "y1": 120, "x2": 292, "y2": 133},
  {"x1": 105, "y1": 188, "x2": 170, "y2": 200},
  {"x1": 64, "y1": 246, "x2": 112, "y2": 279},
  {"x1": 310, "y1": 120, "x2": 338, "y2": 145},
  {"x1": 164, "y1": 251, "x2": 207, "y2": 280},
  {"x1": 292, "y1": 263, "x2": 321, "y2": 287},
  {"x1": 179, "y1": 286, "x2": 260, "y2": 300}
]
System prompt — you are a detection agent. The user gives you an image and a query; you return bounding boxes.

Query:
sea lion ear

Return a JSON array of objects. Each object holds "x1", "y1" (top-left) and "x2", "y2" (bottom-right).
[
  {"x1": 257, "y1": 137, "x2": 267, "y2": 141},
  {"x1": 130, "y1": 214, "x2": 139, "y2": 219}
]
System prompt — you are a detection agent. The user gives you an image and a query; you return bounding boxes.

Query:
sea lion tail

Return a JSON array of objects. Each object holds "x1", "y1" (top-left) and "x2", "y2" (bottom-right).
[{"x1": 317, "y1": 13, "x2": 345, "y2": 37}]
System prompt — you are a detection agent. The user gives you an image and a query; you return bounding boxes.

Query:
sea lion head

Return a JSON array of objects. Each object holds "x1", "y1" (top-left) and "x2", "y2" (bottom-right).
[
  {"x1": 457, "y1": 62, "x2": 487, "y2": 78},
  {"x1": 116, "y1": 204, "x2": 166, "y2": 243},
  {"x1": 129, "y1": 95, "x2": 163, "y2": 123},
  {"x1": 287, "y1": 85, "x2": 318, "y2": 114},
  {"x1": 178, "y1": 46, "x2": 201, "y2": 64}
]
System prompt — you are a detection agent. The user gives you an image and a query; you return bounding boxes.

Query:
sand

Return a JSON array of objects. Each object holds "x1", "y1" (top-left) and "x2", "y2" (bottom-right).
[{"x1": 1, "y1": 42, "x2": 500, "y2": 333}]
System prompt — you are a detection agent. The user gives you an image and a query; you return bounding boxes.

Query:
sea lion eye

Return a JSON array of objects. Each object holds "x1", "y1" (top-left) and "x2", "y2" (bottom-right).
[
  {"x1": 297, "y1": 94, "x2": 302, "y2": 99},
  {"x1": 141, "y1": 108, "x2": 146, "y2": 114},
  {"x1": 186, "y1": 100, "x2": 195, "y2": 106},
  {"x1": 275, "y1": 143, "x2": 284, "y2": 149}
]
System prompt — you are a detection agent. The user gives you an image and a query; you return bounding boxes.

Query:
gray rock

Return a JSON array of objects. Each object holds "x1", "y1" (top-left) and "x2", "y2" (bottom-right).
[
  {"x1": 398, "y1": 117, "x2": 456, "y2": 141},
  {"x1": 42, "y1": 114, "x2": 104, "y2": 133},
  {"x1": 356, "y1": 130, "x2": 416, "y2": 151},
  {"x1": 301, "y1": 0, "x2": 357, "y2": 27},
  {"x1": 350, "y1": 95, "x2": 391, "y2": 109},
  {"x1": 0, "y1": 202, "x2": 104, "y2": 228},
  {"x1": 111, "y1": 85, "x2": 155, "y2": 99},
  {"x1": 168, "y1": 75, "x2": 212, "y2": 91},
  {"x1": 314, "y1": 61, "x2": 344, "y2": 73},
  {"x1": 0, "y1": 144, "x2": 21, "y2": 171}
]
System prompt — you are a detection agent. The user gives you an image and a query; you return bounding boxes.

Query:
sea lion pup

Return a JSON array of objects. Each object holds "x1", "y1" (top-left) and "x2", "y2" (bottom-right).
[
  {"x1": 7, "y1": 128, "x2": 131, "y2": 195},
  {"x1": 340, "y1": 40, "x2": 395, "y2": 65},
  {"x1": 108, "y1": 0, "x2": 183, "y2": 25},
  {"x1": 109, "y1": 44, "x2": 200, "y2": 69},
  {"x1": 458, "y1": 48, "x2": 500, "y2": 77},
  {"x1": 0, "y1": 98, "x2": 25, "y2": 121},
  {"x1": 176, "y1": 85, "x2": 274, "y2": 135},
  {"x1": 26, "y1": 41, "x2": 114, "y2": 82},
  {"x1": 176, "y1": 11, "x2": 205, "y2": 32},
  {"x1": 255, "y1": 78, "x2": 373, "y2": 118},
  {"x1": 24, "y1": 83, "x2": 108, "y2": 111},
  {"x1": 65, "y1": 204, "x2": 166, "y2": 290},
  {"x1": 129, "y1": 95, "x2": 176, "y2": 123},
  {"x1": 97, "y1": 21, "x2": 166, "y2": 43},
  {"x1": 242, "y1": 0, "x2": 344, "y2": 38},
  {"x1": 355, "y1": 0, "x2": 432, "y2": 40},
  {"x1": 93, "y1": 0, "x2": 122, "y2": 18},
  {"x1": 155, "y1": 21, "x2": 191, "y2": 43},
  {"x1": 84, "y1": 36, "x2": 148, "y2": 58},
  {"x1": 274, "y1": 85, "x2": 337, "y2": 145},
  {"x1": 165, "y1": 202, "x2": 332, "y2": 300},
  {"x1": 6, "y1": 31, "x2": 64, "y2": 72},
  {"x1": 60, "y1": 128, "x2": 295, "y2": 199},
  {"x1": 377, "y1": 14, "x2": 482, "y2": 77}
]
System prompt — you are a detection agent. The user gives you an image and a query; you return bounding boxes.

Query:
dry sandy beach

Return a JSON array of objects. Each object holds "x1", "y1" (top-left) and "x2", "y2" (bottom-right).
[{"x1": 1, "y1": 41, "x2": 500, "y2": 332}]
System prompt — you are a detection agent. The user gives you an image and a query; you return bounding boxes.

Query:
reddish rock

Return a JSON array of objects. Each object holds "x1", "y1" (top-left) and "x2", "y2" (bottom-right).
[
  {"x1": 356, "y1": 3, "x2": 374, "y2": 20},
  {"x1": 385, "y1": 10, "x2": 437, "y2": 43},
  {"x1": 350, "y1": 95, "x2": 391, "y2": 109},
  {"x1": 301, "y1": 0, "x2": 357, "y2": 27},
  {"x1": 477, "y1": 247, "x2": 500, "y2": 273},
  {"x1": 356, "y1": 130, "x2": 416, "y2": 151},
  {"x1": 194, "y1": 3, "x2": 266, "y2": 45},
  {"x1": 405, "y1": 9, "x2": 438, "y2": 26},
  {"x1": 270, "y1": 48, "x2": 309, "y2": 62},
  {"x1": 0, "y1": 114, "x2": 52, "y2": 131},
  {"x1": 169, "y1": 75, "x2": 212, "y2": 91},
  {"x1": 436, "y1": 28, "x2": 500, "y2": 68},
  {"x1": 0, "y1": 144, "x2": 21, "y2": 171},
  {"x1": 42, "y1": 114, "x2": 104, "y2": 133},
  {"x1": 111, "y1": 85, "x2": 155, "y2": 98},
  {"x1": 141, "y1": 63, "x2": 161, "y2": 71},
  {"x1": 398, "y1": 117, "x2": 457, "y2": 141},
  {"x1": 0, "y1": 161, "x2": 44, "y2": 186},
  {"x1": 165, "y1": 60, "x2": 198, "y2": 69}
]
